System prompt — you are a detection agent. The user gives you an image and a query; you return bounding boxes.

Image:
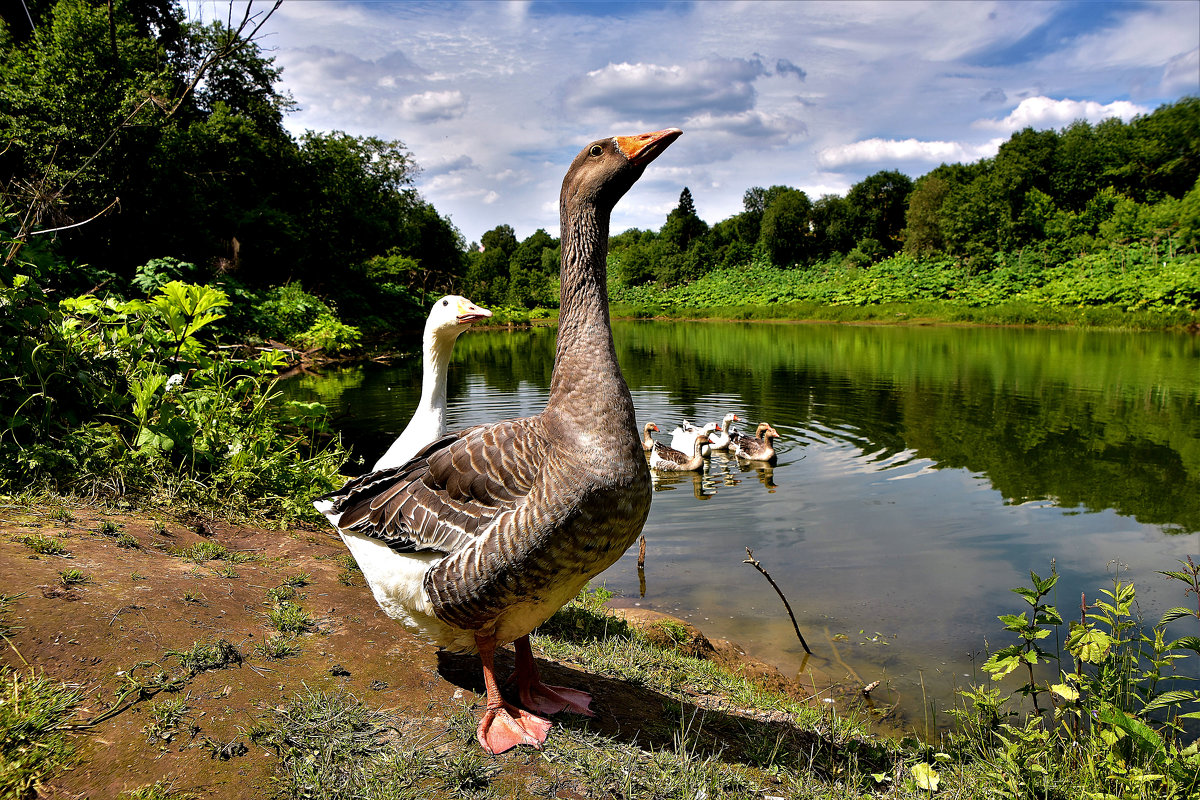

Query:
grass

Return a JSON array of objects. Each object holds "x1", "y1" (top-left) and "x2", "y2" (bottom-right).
[
  {"x1": 267, "y1": 601, "x2": 314, "y2": 634},
  {"x1": 282, "y1": 571, "x2": 311, "y2": 587},
  {"x1": 256, "y1": 633, "x2": 301, "y2": 660},
  {"x1": 266, "y1": 584, "x2": 298, "y2": 604},
  {"x1": 58, "y1": 568, "x2": 90, "y2": 587},
  {"x1": 164, "y1": 639, "x2": 242, "y2": 676},
  {"x1": 120, "y1": 779, "x2": 197, "y2": 800},
  {"x1": 335, "y1": 553, "x2": 363, "y2": 587},
  {"x1": 142, "y1": 697, "x2": 193, "y2": 745},
  {"x1": 20, "y1": 534, "x2": 70, "y2": 556},
  {"x1": 171, "y1": 541, "x2": 254, "y2": 564},
  {"x1": 0, "y1": 667, "x2": 83, "y2": 799},
  {"x1": 0, "y1": 592, "x2": 20, "y2": 639},
  {"x1": 248, "y1": 687, "x2": 414, "y2": 797}
]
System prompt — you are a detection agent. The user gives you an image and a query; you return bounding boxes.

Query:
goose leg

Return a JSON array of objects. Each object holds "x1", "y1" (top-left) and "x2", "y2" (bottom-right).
[
  {"x1": 475, "y1": 633, "x2": 551, "y2": 754},
  {"x1": 512, "y1": 635, "x2": 596, "y2": 717}
]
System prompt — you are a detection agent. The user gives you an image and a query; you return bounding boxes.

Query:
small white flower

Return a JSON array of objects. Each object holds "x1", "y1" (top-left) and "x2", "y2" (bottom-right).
[{"x1": 165, "y1": 373, "x2": 184, "y2": 391}]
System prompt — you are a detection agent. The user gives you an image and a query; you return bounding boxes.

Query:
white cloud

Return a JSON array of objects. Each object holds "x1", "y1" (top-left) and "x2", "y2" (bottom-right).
[
  {"x1": 229, "y1": 0, "x2": 1197, "y2": 243},
  {"x1": 566, "y1": 58, "x2": 769, "y2": 117},
  {"x1": 818, "y1": 137, "x2": 1005, "y2": 169},
  {"x1": 398, "y1": 90, "x2": 468, "y2": 122},
  {"x1": 684, "y1": 110, "x2": 806, "y2": 147},
  {"x1": 1063, "y1": 3, "x2": 1200, "y2": 72},
  {"x1": 1162, "y1": 48, "x2": 1200, "y2": 95},
  {"x1": 973, "y1": 96, "x2": 1149, "y2": 132}
]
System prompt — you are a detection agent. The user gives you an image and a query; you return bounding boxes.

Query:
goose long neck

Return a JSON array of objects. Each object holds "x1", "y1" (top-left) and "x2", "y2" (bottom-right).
[
  {"x1": 547, "y1": 199, "x2": 633, "y2": 430},
  {"x1": 418, "y1": 324, "x2": 457, "y2": 425}
]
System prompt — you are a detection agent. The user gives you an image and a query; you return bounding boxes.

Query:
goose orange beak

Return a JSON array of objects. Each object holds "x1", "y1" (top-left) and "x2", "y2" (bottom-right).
[
  {"x1": 615, "y1": 128, "x2": 683, "y2": 167},
  {"x1": 456, "y1": 298, "x2": 492, "y2": 325}
]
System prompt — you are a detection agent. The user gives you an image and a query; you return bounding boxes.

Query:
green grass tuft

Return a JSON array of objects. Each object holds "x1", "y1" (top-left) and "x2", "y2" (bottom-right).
[
  {"x1": 164, "y1": 639, "x2": 242, "y2": 676},
  {"x1": 58, "y1": 569, "x2": 90, "y2": 587},
  {"x1": 267, "y1": 602, "x2": 314, "y2": 634},
  {"x1": 21, "y1": 534, "x2": 69, "y2": 556},
  {"x1": 0, "y1": 668, "x2": 82, "y2": 798},
  {"x1": 256, "y1": 634, "x2": 301, "y2": 660}
]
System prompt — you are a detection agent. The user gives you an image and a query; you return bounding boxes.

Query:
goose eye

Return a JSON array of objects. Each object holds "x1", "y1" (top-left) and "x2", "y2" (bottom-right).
[
  {"x1": 589, "y1": 144, "x2": 603, "y2": 157},
  {"x1": 442, "y1": 299, "x2": 449, "y2": 306}
]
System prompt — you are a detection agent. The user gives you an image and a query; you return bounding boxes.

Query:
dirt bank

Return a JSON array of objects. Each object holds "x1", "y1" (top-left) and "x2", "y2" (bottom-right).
[{"x1": 1, "y1": 501, "x2": 867, "y2": 798}]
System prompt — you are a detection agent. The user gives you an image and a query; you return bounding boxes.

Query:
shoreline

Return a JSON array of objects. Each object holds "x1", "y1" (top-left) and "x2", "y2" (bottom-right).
[{"x1": 0, "y1": 497, "x2": 900, "y2": 798}]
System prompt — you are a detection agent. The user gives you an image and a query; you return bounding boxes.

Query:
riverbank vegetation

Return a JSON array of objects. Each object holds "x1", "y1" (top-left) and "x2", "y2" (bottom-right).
[
  {"x1": 2, "y1": 4, "x2": 1200, "y2": 795},
  {"x1": 4, "y1": 531, "x2": 1200, "y2": 798},
  {"x1": 3, "y1": 3, "x2": 1199, "y2": 342}
]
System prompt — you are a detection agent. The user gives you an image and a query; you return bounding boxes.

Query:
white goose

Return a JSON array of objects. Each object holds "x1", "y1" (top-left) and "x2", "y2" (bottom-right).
[
  {"x1": 705, "y1": 413, "x2": 742, "y2": 450},
  {"x1": 669, "y1": 421, "x2": 719, "y2": 457},
  {"x1": 320, "y1": 295, "x2": 489, "y2": 670},
  {"x1": 374, "y1": 296, "x2": 492, "y2": 471},
  {"x1": 317, "y1": 128, "x2": 680, "y2": 755}
]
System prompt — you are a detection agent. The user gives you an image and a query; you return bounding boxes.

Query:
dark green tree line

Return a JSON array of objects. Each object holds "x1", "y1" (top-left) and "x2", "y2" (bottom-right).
[
  {"x1": 1, "y1": 0, "x2": 464, "y2": 329},
  {"x1": 591, "y1": 98, "x2": 1198, "y2": 295}
]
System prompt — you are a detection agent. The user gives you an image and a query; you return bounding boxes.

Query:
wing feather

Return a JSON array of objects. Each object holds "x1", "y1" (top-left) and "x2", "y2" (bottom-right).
[{"x1": 319, "y1": 419, "x2": 546, "y2": 555}]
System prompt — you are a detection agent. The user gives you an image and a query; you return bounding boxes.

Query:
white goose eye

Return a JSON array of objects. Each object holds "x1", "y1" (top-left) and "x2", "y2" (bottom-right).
[
  {"x1": 442, "y1": 299, "x2": 449, "y2": 306},
  {"x1": 589, "y1": 144, "x2": 603, "y2": 157}
]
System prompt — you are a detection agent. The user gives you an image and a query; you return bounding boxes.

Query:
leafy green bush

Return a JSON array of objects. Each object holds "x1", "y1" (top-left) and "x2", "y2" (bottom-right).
[
  {"x1": 250, "y1": 282, "x2": 362, "y2": 354},
  {"x1": 608, "y1": 242, "x2": 1199, "y2": 324},
  {"x1": 949, "y1": 562, "x2": 1200, "y2": 799},
  {"x1": 0, "y1": 263, "x2": 345, "y2": 522}
]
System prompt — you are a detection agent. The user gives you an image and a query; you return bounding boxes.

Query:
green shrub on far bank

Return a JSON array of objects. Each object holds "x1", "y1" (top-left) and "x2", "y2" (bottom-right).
[{"x1": 608, "y1": 244, "x2": 1199, "y2": 329}]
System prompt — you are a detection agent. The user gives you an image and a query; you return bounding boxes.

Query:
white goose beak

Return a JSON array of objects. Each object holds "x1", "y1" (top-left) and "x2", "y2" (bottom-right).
[{"x1": 456, "y1": 298, "x2": 492, "y2": 325}]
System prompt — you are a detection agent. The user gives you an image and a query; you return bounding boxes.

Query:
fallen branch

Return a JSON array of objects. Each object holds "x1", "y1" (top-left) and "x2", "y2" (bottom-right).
[{"x1": 743, "y1": 547, "x2": 811, "y2": 654}]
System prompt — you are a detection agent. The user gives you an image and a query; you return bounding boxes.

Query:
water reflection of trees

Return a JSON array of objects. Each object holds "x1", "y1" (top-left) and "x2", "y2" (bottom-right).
[
  {"x1": 295, "y1": 321, "x2": 1200, "y2": 532},
  {"x1": 613, "y1": 321, "x2": 1199, "y2": 532}
]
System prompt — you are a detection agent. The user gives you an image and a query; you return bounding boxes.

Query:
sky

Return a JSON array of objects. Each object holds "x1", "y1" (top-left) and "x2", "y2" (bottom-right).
[{"x1": 186, "y1": 0, "x2": 1199, "y2": 246}]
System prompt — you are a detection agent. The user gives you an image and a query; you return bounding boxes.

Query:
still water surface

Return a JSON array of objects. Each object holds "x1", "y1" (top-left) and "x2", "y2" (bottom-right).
[{"x1": 286, "y1": 320, "x2": 1200, "y2": 733}]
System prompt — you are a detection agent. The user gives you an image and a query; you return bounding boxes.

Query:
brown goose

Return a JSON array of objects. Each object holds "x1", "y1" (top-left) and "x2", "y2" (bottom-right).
[
  {"x1": 641, "y1": 422, "x2": 659, "y2": 451},
  {"x1": 317, "y1": 128, "x2": 681, "y2": 755},
  {"x1": 648, "y1": 434, "x2": 707, "y2": 472},
  {"x1": 729, "y1": 421, "x2": 781, "y2": 463}
]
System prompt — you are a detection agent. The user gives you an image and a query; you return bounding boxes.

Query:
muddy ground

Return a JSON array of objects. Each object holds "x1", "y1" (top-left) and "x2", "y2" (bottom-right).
[{"x1": 1, "y1": 502, "x2": 861, "y2": 799}]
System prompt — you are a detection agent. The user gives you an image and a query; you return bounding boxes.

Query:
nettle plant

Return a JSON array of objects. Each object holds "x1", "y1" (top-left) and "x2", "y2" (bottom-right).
[
  {"x1": 45, "y1": 279, "x2": 343, "y2": 519},
  {"x1": 955, "y1": 561, "x2": 1200, "y2": 798}
]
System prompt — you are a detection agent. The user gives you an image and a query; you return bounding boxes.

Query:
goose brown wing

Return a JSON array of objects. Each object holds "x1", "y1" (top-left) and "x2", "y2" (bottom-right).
[
  {"x1": 652, "y1": 440, "x2": 687, "y2": 465},
  {"x1": 323, "y1": 419, "x2": 545, "y2": 555}
]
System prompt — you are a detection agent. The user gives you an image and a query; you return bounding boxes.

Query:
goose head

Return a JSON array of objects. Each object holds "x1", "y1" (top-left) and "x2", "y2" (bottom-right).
[
  {"x1": 562, "y1": 129, "x2": 683, "y2": 214},
  {"x1": 427, "y1": 295, "x2": 492, "y2": 339},
  {"x1": 755, "y1": 422, "x2": 781, "y2": 441}
]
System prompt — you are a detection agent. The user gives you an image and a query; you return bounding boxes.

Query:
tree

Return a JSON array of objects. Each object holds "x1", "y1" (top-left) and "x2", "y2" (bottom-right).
[
  {"x1": 903, "y1": 170, "x2": 954, "y2": 256},
  {"x1": 505, "y1": 228, "x2": 558, "y2": 308},
  {"x1": 758, "y1": 188, "x2": 812, "y2": 267},
  {"x1": 660, "y1": 187, "x2": 708, "y2": 253},
  {"x1": 845, "y1": 170, "x2": 914, "y2": 256},
  {"x1": 810, "y1": 194, "x2": 854, "y2": 259}
]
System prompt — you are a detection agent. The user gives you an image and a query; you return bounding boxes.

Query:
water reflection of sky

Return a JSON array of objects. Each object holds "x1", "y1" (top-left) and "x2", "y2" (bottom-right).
[{"x1": 286, "y1": 322, "x2": 1200, "y2": 734}]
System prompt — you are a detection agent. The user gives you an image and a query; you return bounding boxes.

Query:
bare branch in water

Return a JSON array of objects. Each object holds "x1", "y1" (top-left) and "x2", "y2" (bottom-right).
[{"x1": 743, "y1": 547, "x2": 812, "y2": 654}]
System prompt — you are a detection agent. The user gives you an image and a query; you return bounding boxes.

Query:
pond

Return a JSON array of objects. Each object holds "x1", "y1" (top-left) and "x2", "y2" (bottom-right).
[{"x1": 284, "y1": 320, "x2": 1200, "y2": 735}]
